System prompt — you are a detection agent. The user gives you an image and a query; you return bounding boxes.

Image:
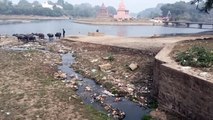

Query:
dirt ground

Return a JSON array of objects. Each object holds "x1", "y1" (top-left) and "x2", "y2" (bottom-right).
[
  {"x1": 0, "y1": 38, "x2": 110, "y2": 120},
  {"x1": 59, "y1": 39, "x2": 159, "y2": 107},
  {"x1": 1, "y1": 34, "x2": 212, "y2": 120}
]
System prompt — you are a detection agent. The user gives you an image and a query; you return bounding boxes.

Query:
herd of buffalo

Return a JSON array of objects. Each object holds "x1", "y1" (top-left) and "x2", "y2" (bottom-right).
[{"x1": 12, "y1": 32, "x2": 62, "y2": 43}]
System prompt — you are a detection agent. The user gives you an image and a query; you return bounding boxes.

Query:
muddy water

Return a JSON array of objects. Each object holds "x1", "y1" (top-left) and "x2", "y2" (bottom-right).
[{"x1": 59, "y1": 53, "x2": 151, "y2": 120}]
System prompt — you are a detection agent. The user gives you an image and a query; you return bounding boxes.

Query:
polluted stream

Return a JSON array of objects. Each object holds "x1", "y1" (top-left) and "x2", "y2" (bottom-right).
[
  {"x1": 1, "y1": 43, "x2": 150, "y2": 120},
  {"x1": 59, "y1": 53, "x2": 151, "y2": 120}
]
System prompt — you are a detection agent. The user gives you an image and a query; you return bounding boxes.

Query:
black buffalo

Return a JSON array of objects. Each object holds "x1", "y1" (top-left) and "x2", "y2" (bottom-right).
[
  {"x1": 47, "y1": 33, "x2": 54, "y2": 40},
  {"x1": 55, "y1": 32, "x2": 61, "y2": 39},
  {"x1": 13, "y1": 34, "x2": 36, "y2": 43},
  {"x1": 33, "y1": 33, "x2": 45, "y2": 39}
]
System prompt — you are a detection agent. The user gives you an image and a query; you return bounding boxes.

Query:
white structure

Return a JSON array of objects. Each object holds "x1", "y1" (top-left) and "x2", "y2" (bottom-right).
[
  {"x1": 42, "y1": 1, "x2": 53, "y2": 9},
  {"x1": 41, "y1": 1, "x2": 63, "y2": 10}
]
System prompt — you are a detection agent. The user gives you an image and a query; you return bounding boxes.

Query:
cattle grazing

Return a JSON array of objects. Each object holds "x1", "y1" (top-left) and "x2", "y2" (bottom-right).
[
  {"x1": 32, "y1": 33, "x2": 45, "y2": 39},
  {"x1": 55, "y1": 32, "x2": 61, "y2": 39},
  {"x1": 13, "y1": 34, "x2": 36, "y2": 43},
  {"x1": 47, "y1": 33, "x2": 54, "y2": 40}
]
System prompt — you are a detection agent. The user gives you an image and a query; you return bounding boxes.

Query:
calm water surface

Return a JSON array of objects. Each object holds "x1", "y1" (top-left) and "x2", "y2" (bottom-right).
[{"x1": 0, "y1": 20, "x2": 209, "y2": 37}]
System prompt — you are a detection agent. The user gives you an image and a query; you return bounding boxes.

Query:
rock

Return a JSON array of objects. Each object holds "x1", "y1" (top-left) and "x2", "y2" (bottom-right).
[
  {"x1": 85, "y1": 86, "x2": 92, "y2": 92},
  {"x1": 70, "y1": 80, "x2": 78, "y2": 86},
  {"x1": 104, "y1": 105, "x2": 111, "y2": 112},
  {"x1": 6, "y1": 112, "x2": 10, "y2": 115},
  {"x1": 91, "y1": 59, "x2": 98, "y2": 63},
  {"x1": 127, "y1": 88, "x2": 134, "y2": 94},
  {"x1": 95, "y1": 94, "x2": 107, "y2": 102},
  {"x1": 112, "y1": 109, "x2": 126, "y2": 120},
  {"x1": 114, "y1": 97, "x2": 122, "y2": 102},
  {"x1": 66, "y1": 84, "x2": 78, "y2": 91},
  {"x1": 103, "y1": 90, "x2": 114, "y2": 96},
  {"x1": 129, "y1": 63, "x2": 138, "y2": 71},
  {"x1": 72, "y1": 95, "x2": 78, "y2": 99},
  {"x1": 180, "y1": 66, "x2": 191, "y2": 71},
  {"x1": 91, "y1": 69, "x2": 97, "y2": 73},
  {"x1": 99, "y1": 63, "x2": 112, "y2": 71},
  {"x1": 55, "y1": 61, "x2": 62, "y2": 65},
  {"x1": 58, "y1": 49, "x2": 67, "y2": 54},
  {"x1": 199, "y1": 72, "x2": 210, "y2": 78},
  {"x1": 54, "y1": 71, "x2": 67, "y2": 80}
]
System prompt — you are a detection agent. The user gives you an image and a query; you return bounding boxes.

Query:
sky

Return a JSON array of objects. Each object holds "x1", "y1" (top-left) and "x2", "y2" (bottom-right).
[{"x1": 11, "y1": 0, "x2": 191, "y2": 13}]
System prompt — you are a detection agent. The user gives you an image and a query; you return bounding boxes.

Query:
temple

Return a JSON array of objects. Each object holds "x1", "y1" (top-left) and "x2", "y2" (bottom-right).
[
  {"x1": 96, "y1": 3, "x2": 109, "y2": 18},
  {"x1": 114, "y1": 0, "x2": 130, "y2": 21}
]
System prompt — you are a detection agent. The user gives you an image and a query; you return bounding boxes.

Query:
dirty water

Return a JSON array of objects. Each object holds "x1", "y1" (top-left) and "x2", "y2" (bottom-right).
[{"x1": 59, "y1": 53, "x2": 151, "y2": 120}]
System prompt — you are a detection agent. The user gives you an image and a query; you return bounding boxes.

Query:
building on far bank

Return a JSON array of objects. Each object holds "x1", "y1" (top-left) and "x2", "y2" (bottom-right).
[
  {"x1": 96, "y1": 3, "x2": 109, "y2": 18},
  {"x1": 114, "y1": 0, "x2": 130, "y2": 21},
  {"x1": 41, "y1": 1, "x2": 63, "y2": 10}
]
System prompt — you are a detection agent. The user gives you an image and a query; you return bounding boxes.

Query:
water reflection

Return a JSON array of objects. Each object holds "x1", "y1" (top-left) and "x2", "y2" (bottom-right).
[{"x1": 116, "y1": 26, "x2": 128, "y2": 36}]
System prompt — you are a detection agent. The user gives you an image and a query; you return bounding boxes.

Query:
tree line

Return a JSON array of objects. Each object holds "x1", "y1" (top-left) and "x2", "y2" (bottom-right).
[
  {"x1": 0, "y1": 0, "x2": 116, "y2": 17},
  {"x1": 137, "y1": 0, "x2": 213, "y2": 22}
]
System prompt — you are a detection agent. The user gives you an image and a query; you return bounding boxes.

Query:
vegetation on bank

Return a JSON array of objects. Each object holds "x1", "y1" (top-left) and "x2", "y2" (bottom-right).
[
  {"x1": 138, "y1": 1, "x2": 213, "y2": 22},
  {"x1": 176, "y1": 46, "x2": 213, "y2": 67},
  {"x1": 0, "y1": 0, "x2": 116, "y2": 17}
]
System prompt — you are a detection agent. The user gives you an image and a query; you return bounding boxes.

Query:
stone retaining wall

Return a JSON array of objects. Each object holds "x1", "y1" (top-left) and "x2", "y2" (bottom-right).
[{"x1": 153, "y1": 43, "x2": 213, "y2": 120}]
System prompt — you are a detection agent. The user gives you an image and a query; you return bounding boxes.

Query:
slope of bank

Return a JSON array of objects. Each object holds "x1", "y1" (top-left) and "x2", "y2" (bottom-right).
[{"x1": 73, "y1": 18, "x2": 163, "y2": 26}]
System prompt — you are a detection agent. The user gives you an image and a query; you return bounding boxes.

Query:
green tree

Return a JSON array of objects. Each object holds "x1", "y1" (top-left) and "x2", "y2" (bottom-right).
[
  {"x1": 191, "y1": 0, "x2": 213, "y2": 12},
  {"x1": 17, "y1": 0, "x2": 31, "y2": 8},
  {"x1": 107, "y1": 6, "x2": 117, "y2": 16},
  {"x1": 57, "y1": 0, "x2": 64, "y2": 6}
]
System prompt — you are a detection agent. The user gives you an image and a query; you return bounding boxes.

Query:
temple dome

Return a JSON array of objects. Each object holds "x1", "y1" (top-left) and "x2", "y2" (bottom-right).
[{"x1": 118, "y1": 0, "x2": 126, "y2": 11}]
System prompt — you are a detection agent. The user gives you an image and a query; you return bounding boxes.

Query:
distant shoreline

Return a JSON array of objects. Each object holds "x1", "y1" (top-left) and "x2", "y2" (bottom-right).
[
  {"x1": 73, "y1": 18, "x2": 163, "y2": 26},
  {"x1": 0, "y1": 15, "x2": 69, "y2": 25},
  {"x1": 0, "y1": 15, "x2": 69, "y2": 20}
]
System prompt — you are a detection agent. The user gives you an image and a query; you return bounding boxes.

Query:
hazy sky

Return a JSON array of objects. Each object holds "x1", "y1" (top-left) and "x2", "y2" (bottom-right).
[{"x1": 11, "y1": 0, "x2": 191, "y2": 12}]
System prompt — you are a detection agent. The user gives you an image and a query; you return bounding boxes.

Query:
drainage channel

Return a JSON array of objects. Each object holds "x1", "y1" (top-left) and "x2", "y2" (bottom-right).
[{"x1": 59, "y1": 53, "x2": 151, "y2": 120}]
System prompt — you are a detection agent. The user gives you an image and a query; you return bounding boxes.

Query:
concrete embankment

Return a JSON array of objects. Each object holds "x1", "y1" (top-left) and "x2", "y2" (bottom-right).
[{"x1": 153, "y1": 38, "x2": 213, "y2": 120}]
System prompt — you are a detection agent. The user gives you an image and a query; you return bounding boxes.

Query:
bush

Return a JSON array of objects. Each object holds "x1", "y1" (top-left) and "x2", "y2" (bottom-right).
[
  {"x1": 176, "y1": 46, "x2": 213, "y2": 67},
  {"x1": 142, "y1": 115, "x2": 154, "y2": 120}
]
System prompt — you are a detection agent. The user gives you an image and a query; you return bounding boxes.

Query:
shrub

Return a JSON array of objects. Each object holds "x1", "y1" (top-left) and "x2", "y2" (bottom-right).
[
  {"x1": 142, "y1": 115, "x2": 154, "y2": 120},
  {"x1": 175, "y1": 46, "x2": 213, "y2": 67}
]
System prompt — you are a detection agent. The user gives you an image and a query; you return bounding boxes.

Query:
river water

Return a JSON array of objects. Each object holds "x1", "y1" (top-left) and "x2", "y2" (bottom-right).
[{"x1": 0, "y1": 20, "x2": 210, "y2": 37}]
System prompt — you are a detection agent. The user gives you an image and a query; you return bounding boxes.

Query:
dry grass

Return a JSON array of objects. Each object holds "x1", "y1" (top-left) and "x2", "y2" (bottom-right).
[{"x1": 0, "y1": 49, "x2": 110, "y2": 120}]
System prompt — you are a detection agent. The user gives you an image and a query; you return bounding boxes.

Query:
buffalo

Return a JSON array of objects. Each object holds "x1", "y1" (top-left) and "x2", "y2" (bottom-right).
[
  {"x1": 13, "y1": 34, "x2": 36, "y2": 43},
  {"x1": 55, "y1": 32, "x2": 61, "y2": 39},
  {"x1": 33, "y1": 33, "x2": 45, "y2": 39},
  {"x1": 47, "y1": 33, "x2": 54, "y2": 40}
]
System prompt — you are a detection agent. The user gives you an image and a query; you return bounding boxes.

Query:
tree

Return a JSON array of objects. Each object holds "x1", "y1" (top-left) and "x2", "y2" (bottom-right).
[
  {"x1": 57, "y1": 0, "x2": 64, "y2": 6},
  {"x1": 17, "y1": 0, "x2": 31, "y2": 8},
  {"x1": 107, "y1": 6, "x2": 117, "y2": 16},
  {"x1": 191, "y1": 0, "x2": 213, "y2": 12}
]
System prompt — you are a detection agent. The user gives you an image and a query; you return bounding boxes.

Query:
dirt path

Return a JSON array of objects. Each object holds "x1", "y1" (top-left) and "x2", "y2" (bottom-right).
[{"x1": 63, "y1": 35, "x2": 213, "y2": 51}]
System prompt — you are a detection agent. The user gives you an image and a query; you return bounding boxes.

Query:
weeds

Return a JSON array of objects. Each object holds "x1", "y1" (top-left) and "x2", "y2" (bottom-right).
[
  {"x1": 142, "y1": 115, "x2": 154, "y2": 120},
  {"x1": 176, "y1": 46, "x2": 213, "y2": 67}
]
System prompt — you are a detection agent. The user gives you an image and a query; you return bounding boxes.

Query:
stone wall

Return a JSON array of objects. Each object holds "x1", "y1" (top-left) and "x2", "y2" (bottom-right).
[{"x1": 153, "y1": 44, "x2": 213, "y2": 120}]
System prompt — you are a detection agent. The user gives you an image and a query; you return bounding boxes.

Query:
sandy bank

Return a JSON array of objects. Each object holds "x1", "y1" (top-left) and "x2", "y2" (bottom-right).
[
  {"x1": 73, "y1": 19, "x2": 163, "y2": 26},
  {"x1": 63, "y1": 35, "x2": 213, "y2": 51}
]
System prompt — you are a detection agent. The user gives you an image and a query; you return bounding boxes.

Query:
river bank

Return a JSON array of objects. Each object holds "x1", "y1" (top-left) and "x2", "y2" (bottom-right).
[
  {"x1": 73, "y1": 18, "x2": 163, "y2": 26},
  {"x1": 0, "y1": 15, "x2": 69, "y2": 25}
]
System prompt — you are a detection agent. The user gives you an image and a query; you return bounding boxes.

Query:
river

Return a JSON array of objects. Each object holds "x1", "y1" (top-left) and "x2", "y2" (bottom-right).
[{"x1": 0, "y1": 20, "x2": 210, "y2": 37}]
